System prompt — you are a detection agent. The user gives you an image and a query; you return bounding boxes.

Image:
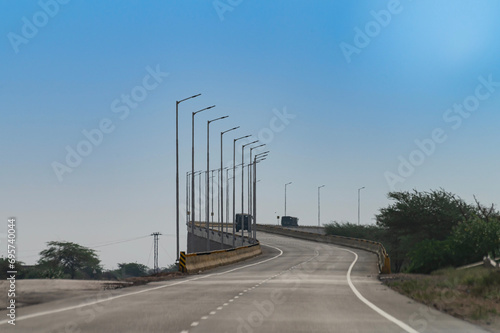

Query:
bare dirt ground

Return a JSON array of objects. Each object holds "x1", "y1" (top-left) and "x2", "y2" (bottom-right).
[{"x1": 0, "y1": 272, "x2": 186, "y2": 309}]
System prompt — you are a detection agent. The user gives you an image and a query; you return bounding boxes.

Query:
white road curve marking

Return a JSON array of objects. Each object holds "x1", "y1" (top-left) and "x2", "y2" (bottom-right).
[
  {"x1": 339, "y1": 247, "x2": 419, "y2": 333},
  {"x1": 191, "y1": 322, "x2": 199, "y2": 327},
  {"x1": 0, "y1": 243, "x2": 284, "y2": 326}
]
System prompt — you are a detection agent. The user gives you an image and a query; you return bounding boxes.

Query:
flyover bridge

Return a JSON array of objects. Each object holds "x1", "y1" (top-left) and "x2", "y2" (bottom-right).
[{"x1": 1, "y1": 232, "x2": 488, "y2": 332}]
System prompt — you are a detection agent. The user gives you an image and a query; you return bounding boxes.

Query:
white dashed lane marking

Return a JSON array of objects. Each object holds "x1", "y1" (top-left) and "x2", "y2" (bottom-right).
[{"x1": 180, "y1": 248, "x2": 320, "y2": 333}]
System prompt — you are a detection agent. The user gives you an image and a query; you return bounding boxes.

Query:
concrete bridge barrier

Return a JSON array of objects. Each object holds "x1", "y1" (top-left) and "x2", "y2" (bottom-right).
[
  {"x1": 179, "y1": 243, "x2": 262, "y2": 273},
  {"x1": 256, "y1": 224, "x2": 391, "y2": 274}
]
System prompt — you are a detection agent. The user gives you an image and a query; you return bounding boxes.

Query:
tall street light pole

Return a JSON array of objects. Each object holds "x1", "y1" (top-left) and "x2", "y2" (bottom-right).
[
  {"x1": 224, "y1": 164, "x2": 241, "y2": 237},
  {"x1": 318, "y1": 185, "x2": 325, "y2": 227},
  {"x1": 186, "y1": 172, "x2": 190, "y2": 224},
  {"x1": 175, "y1": 93, "x2": 200, "y2": 261},
  {"x1": 217, "y1": 169, "x2": 221, "y2": 229},
  {"x1": 206, "y1": 116, "x2": 228, "y2": 251},
  {"x1": 358, "y1": 186, "x2": 365, "y2": 225},
  {"x1": 249, "y1": 144, "x2": 265, "y2": 218},
  {"x1": 233, "y1": 135, "x2": 251, "y2": 247},
  {"x1": 220, "y1": 126, "x2": 239, "y2": 237},
  {"x1": 198, "y1": 171, "x2": 203, "y2": 226},
  {"x1": 211, "y1": 170, "x2": 215, "y2": 227},
  {"x1": 253, "y1": 151, "x2": 268, "y2": 241},
  {"x1": 191, "y1": 105, "x2": 215, "y2": 239},
  {"x1": 285, "y1": 182, "x2": 292, "y2": 216},
  {"x1": 241, "y1": 140, "x2": 258, "y2": 237},
  {"x1": 226, "y1": 168, "x2": 232, "y2": 235}
]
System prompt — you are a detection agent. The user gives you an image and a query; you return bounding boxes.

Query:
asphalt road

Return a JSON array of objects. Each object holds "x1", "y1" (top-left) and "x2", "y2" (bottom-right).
[{"x1": 1, "y1": 232, "x2": 489, "y2": 333}]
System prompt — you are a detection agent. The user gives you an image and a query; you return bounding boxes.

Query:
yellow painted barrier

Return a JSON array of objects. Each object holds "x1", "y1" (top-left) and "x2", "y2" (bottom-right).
[
  {"x1": 179, "y1": 244, "x2": 262, "y2": 274},
  {"x1": 179, "y1": 251, "x2": 187, "y2": 273}
]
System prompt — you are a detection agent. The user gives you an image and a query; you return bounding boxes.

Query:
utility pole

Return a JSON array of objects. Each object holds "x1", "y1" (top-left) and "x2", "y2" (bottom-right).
[{"x1": 151, "y1": 232, "x2": 161, "y2": 274}]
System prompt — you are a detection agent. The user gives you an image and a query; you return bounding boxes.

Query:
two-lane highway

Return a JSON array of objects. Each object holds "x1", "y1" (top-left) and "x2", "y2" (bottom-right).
[{"x1": 1, "y1": 233, "x2": 489, "y2": 332}]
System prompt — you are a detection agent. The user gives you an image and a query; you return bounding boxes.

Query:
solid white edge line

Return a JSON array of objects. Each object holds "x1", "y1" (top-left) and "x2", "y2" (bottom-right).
[
  {"x1": 0, "y1": 243, "x2": 284, "y2": 326},
  {"x1": 340, "y1": 247, "x2": 419, "y2": 333}
]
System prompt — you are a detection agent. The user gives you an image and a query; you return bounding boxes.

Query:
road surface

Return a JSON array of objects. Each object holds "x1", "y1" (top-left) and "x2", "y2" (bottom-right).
[{"x1": 1, "y1": 232, "x2": 489, "y2": 332}]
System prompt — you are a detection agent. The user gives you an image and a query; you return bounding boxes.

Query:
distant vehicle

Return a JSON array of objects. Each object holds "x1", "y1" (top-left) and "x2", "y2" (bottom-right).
[
  {"x1": 236, "y1": 214, "x2": 252, "y2": 232},
  {"x1": 281, "y1": 216, "x2": 299, "y2": 227}
]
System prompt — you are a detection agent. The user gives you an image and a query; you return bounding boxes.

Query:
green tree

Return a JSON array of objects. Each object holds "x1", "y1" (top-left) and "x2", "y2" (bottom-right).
[
  {"x1": 407, "y1": 239, "x2": 454, "y2": 273},
  {"x1": 376, "y1": 189, "x2": 474, "y2": 271},
  {"x1": 117, "y1": 262, "x2": 149, "y2": 278},
  {"x1": 38, "y1": 241, "x2": 101, "y2": 279},
  {"x1": 450, "y1": 216, "x2": 500, "y2": 265}
]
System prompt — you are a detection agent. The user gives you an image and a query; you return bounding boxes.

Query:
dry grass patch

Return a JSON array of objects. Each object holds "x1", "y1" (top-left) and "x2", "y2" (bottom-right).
[{"x1": 381, "y1": 267, "x2": 500, "y2": 329}]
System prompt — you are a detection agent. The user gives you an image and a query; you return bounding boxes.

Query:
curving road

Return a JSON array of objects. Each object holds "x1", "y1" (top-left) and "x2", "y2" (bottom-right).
[{"x1": 1, "y1": 232, "x2": 488, "y2": 333}]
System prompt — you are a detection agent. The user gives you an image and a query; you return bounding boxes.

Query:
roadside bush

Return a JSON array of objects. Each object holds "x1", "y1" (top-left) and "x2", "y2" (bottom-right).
[
  {"x1": 450, "y1": 216, "x2": 500, "y2": 266},
  {"x1": 326, "y1": 190, "x2": 498, "y2": 273},
  {"x1": 407, "y1": 239, "x2": 454, "y2": 274},
  {"x1": 324, "y1": 221, "x2": 387, "y2": 241}
]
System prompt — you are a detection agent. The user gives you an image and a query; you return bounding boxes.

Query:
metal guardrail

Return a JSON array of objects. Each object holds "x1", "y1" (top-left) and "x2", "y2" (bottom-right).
[{"x1": 257, "y1": 224, "x2": 391, "y2": 274}]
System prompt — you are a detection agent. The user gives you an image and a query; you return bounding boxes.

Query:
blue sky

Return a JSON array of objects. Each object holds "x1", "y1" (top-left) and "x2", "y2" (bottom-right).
[{"x1": 1, "y1": 0, "x2": 499, "y2": 269}]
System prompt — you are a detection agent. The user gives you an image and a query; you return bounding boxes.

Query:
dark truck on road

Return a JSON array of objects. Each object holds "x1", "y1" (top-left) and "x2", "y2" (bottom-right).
[
  {"x1": 236, "y1": 213, "x2": 252, "y2": 232},
  {"x1": 281, "y1": 216, "x2": 299, "y2": 227}
]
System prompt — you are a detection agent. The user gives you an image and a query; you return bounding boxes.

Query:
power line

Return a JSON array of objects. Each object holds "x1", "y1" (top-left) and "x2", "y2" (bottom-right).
[
  {"x1": 146, "y1": 241, "x2": 154, "y2": 268},
  {"x1": 160, "y1": 243, "x2": 176, "y2": 263},
  {"x1": 90, "y1": 235, "x2": 151, "y2": 248}
]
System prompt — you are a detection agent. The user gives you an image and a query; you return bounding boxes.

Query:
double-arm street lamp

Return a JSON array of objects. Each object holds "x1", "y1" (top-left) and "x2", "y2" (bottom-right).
[
  {"x1": 175, "y1": 93, "x2": 200, "y2": 261},
  {"x1": 206, "y1": 116, "x2": 228, "y2": 251}
]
